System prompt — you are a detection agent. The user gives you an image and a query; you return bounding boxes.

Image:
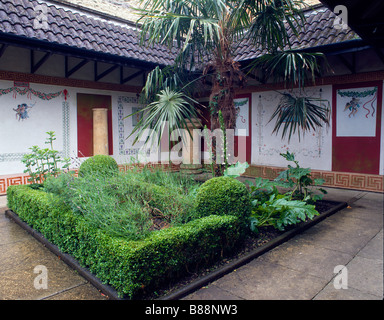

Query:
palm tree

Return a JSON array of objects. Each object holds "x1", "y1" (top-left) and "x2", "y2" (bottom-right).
[{"x1": 130, "y1": 0, "x2": 329, "y2": 144}]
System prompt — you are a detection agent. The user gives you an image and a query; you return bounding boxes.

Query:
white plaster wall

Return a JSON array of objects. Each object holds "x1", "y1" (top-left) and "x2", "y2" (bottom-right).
[
  {"x1": 0, "y1": 79, "x2": 143, "y2": 175},
  {"x1": 1, "y1": 79, "x2": 382, "y2": 176},
  {"x1": 251, "y1": 85, "x2": 333, "y2": 171},
  {"x1": 0, "y1": 80, "x2": 68, "y2": 174}
]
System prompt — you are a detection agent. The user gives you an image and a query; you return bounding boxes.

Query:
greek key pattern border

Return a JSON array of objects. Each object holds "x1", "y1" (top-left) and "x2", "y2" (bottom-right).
[{"x1": 244, "y1": 166, "x2": 384, "y2": 192}]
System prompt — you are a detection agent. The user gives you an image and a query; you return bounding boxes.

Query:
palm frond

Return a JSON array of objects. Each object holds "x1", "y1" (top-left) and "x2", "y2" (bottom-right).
[
  {"x1": 126, "y1": 88, "x2": 201, "y2": 147},
  {"x1": 248, "y1": 51, "x2": 327, "y2": 89},
  {"x1": 245, "y1": 0, "x2": 306, "y2": 52},
  {"x1": 269, "y1": 92, "x2": 330, "y2": 142},
  {"x1": 137, "y1": 0, "x2": 227, "y2": 53}
]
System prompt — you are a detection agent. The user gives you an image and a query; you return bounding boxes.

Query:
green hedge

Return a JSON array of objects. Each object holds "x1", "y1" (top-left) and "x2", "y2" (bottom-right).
[
  {"x1": 78, "y1": 155, "x2": 119, "y2": 177},
  {"x1": 7, "y1": 185, "x2": 242, "y2": 298},
  {"x1": 195, "y1": 176, "x2": 251, "y2": 223}
]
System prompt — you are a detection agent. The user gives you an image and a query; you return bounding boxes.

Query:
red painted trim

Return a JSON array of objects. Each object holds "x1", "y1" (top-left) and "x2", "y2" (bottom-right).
[
  {"x1": 235, "y1": 93, "x2": 252, "y2": 163},
  {"x1": 236, "y1": 71, "x2": 384, "y2": 95}
]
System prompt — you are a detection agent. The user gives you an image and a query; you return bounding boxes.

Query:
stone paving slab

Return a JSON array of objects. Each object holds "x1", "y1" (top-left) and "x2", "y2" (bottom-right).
[
  {"x1": 344, "y1": 255, "x2": 383, "y2": 298},
  {"x1": 0, "y1": 196, "x2": 7, "y2": 208},
  {"x1": 0, "y1": 254, "x2": 87, "y2": 300},
  {"x1": 313, "y1": 282, "x2": 382, "y2": 300},
  {"x1": 255, "y1": 239, "x2": 354, "y2": 280},
  {"x1": 185, "y1": 260, "x2": 329, "y2": 300},
  {"x1": 357, "y1": 230, "x2": 383, "y2": 260},
  {"x1": 0, "y1": 205, "x2": 107, "y2": 300},
  {"x1": 185, "y1": 191, "x2": 383, "y2": 300}
]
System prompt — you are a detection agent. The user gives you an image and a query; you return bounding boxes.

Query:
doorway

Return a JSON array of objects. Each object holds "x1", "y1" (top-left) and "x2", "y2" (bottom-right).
[{"x1": 77, "y1": 93, "x2": 113, "y2": 157}]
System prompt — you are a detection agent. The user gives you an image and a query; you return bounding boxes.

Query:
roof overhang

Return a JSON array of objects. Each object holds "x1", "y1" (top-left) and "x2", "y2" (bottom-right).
[
  {"x1": 0, "y1": 32, "x2": 161, "y2": 71},
  {"x1": 320, "y1": 0, "x2": 384, "y2": 48}
]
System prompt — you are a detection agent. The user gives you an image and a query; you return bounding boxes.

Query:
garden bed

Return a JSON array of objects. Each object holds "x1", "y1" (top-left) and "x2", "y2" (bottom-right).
[
  {"x1": 6, "y1": 183, "x2": 244, "y2": 299},
  {"x1": 10, "y1": 136, "x2": 348, "y2": 299},
  {"x1": 5, "y1": 149, "x2": 348, "y2": 300},
  {"x1": 148, "y1": 199, "x2": 347, "y2": 300},
  {"x1": 5, "y1": 194, "x2": 346, "y2": 300}
]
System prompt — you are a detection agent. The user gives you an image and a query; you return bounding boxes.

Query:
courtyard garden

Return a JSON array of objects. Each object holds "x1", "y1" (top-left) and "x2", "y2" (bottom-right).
[
  {"x1": 6, "y1": 132, "x2": 341, "y2": 299},
  {"x1": 5, "y1": 0, "x2": 338, "y2": 295}
]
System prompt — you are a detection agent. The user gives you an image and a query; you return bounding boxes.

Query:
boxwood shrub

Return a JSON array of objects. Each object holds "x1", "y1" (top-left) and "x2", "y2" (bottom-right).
[
  {"x1": 195, "y1": 176, "x2": 252, "y2": 224},
  {"x1": 78, "y1": 155, "x2": 119, "y2": 177},
  {"x1": 7, "y1": 185, "x2": 242, "y2": 298}
]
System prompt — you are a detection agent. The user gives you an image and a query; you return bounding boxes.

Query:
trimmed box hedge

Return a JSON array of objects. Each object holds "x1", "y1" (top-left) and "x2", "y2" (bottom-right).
[{"x1": 7, "y1": 185, "x2": 242, "y2": 298}]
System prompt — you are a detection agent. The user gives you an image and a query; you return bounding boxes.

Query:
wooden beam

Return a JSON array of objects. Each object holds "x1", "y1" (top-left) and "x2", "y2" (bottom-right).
[
  {"x1": 247, "y1": 72, "x2": 266, "y2": 84},
  {"x1": 0, "y1": 44, "x2": 8, "y2": 59},
  {"x1": 65, "y1": 56, "x2": 89, "y2": 78},
  {"x1": 120, "y1": 69, "x2": 145, "y2": 84},
  {"x1": 94, "y1": 62, "x2": 119, "y2": 82},
  {"x1": 31, "y1": 50, "x2": 51, "y2": 74}
]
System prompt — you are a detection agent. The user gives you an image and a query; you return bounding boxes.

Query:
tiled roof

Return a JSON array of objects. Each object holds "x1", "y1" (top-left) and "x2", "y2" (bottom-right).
[
  {"x1": 0, "y1": 0, "x2": 361, "y2": 67},
  {"x1": 234, "y1": 6, "x2": 360, "y2": 62},
  {"x1": 0, "y1": 0, "x2": 177, "y2": 66}
]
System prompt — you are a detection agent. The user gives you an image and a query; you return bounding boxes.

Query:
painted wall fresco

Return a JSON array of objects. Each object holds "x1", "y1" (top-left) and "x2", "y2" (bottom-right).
[
  {"x1": 336, "y1": 86, "x2": 378, "y2": 137},
  {"x1": 251, "y1": 86, "x2": 333, "y2": 171}
]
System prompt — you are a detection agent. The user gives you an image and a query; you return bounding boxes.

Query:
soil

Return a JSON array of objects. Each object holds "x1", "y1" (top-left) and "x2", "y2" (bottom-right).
[{"x1": 138, "y1": 199, "x2": 341, "y2": 300}]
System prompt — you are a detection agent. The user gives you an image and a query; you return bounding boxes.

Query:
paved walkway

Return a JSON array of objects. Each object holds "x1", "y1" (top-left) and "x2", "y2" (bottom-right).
[
  {"x1": 0, "y1": 187, "x2": 383, "y2": 300},
  {"x1": 184, "y1": 188, "x2": 383, "y2": 300}
]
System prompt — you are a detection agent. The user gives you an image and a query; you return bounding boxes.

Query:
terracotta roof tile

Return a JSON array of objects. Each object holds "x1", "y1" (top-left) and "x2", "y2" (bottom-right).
[
  {"x1": 0, "y1": 0, "x2": 361, "y2": 67},
  {"x1": 234, "y1": 7, "x2": 360, "y2": 61},
  {"x1": 0, "y1": 0, "x2": 176, "y2": 66}
]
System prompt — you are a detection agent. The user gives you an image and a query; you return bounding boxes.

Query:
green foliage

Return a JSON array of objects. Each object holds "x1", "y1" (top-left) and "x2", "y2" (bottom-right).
[
  {"x1": 195, "y1": 176, "x2": 251, "y2": 224},
  {"x1": 21, "y1": 131, "x2": 70, "y2": 185},
  {"x1": 246, "y1": 174, "x2": 320, "y2": 233},
  {"x1": 275, "y1": 151, "x2": 327, "y2": 202},
  {"x1": 249, "y1": 192, "x2": 319, "y2": 232},
  {"x1": 249, "y1": 52, "x2": 326, "y2": 90},
  {"x1": 126, "y1": 88, "x2": 201, "y2": 147},
  {"x1": 246, "y1": 177, "x2": 319, "y2": 232},
  {"x1": 43, "y1": 168, "x2": 200, "y2": 239},
  {"x1": 78, "y1": 155, "x2": 119, "y2": 177},
  {"x1": 246, "y1": 176, "x2": 278, "y2": 204},
  {"x1": 129, "y1": 166, "x2": 200, "y2": 196},
  {"x1": 224, "y1": 161, "x2": 249, "y2": 178},
  {"x1": 7, "y1": 184, "x2": 241, "y2": 298},
  {"x1": 132, "y1": 0, "x2": 327, "y2": 144}
]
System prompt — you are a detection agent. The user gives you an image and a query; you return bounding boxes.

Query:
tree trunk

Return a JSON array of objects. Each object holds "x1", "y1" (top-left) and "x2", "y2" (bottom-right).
[{"x1": 208, "y1": 57, "x2": 245, "y2": 130}]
